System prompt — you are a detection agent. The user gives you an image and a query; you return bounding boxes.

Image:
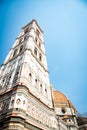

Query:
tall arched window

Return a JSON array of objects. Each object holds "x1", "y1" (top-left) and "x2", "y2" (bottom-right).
[
  {"x1": 39, "y1": 53, "x2": 42, "y2": 61},
  {"x1": 25, "y1": 28, "x2": 29, "y2": 34},
  {"x1": 19, "y1": 38, "x2": 23, "y2": 44},
  {"x1": 19, "y1": 45, "x2": 23, "y2": 53},
  {"x1": 29, "y1": 73, "x2": 32, "y2": 82},
  {"x1": 13, "y1": 66, "x2": 20, "y2": 84},
  {"x1": 34, "y1": 47, "x2": 37, "y2": 55},
  {"x1": 35, "y1": 37, "x2": 37, "y2": 43},
  {"x1": 40, "y1": 84, "x2": 43, "y2": 93},
  {"x1": 13, "y1": 49, "x2": 18, "y2": 57},
  {"x1": 45, "y1": 88, "x2": 47, "y2": 97},
  {"x1": 39, "y1": 42, "x2": 41, "y2": 48},
  {"x1": 36, "y1": 29, "x2": 40, "y2": 37},
  {"x1": 35, "y1": 79, "x2": 37, "y2": 87},
  {"x1": 24, "y1": 35, "x2": 29, "y2": 41}
]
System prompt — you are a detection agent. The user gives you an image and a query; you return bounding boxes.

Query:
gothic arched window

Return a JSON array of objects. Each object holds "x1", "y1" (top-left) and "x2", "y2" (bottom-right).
[
  {"x1": 40, "y1": 84, "x2": 43, "y2": 93},
  {"x1": 29, "y1": 73, "x2": 32, "y2": 82},
  {"x1": 13, "y1": 49, "x2": 18, "y2": 57},
  {"x1": 36, "y1": 29, "x2": 40, "y2": 37},
  {"x1": 19, "y1": 45, "x2": 23, "y2": 53},
  {"x1": 24, "y1": 35, "x2": 29, "y2": 41},
  {"x1": 25, "y1": 28, "x2": 29, "y2": 34},
  {"x1": 45, "y1": 88, "x2": 47, "y2": 96},
  {"x1": 39, "y1": 53, "x2": 42, "y2": 61},
  {"x1": 35, "y1": 37, "x2": 37, "y2": 43},
  {"x1": 39, "y1": 42, "x2": 41, "y2": 48},
  {"x1": 34, "y1": 47, "x2": 37, "y2": 55},
  {"x1": 19, "y1": 38, "x2": 23, "y2": 44},
  {"x1": 35, "y1": 79, "x2": 37, "y2": 87}
]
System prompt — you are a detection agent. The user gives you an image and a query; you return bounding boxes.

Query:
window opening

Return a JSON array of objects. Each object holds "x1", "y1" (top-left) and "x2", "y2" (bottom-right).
[
  {"x1": 39, "y1": 42, "x2": 41, "y2": 48},
  {"x1": 36, "y1": 29, "x2": 40, "y2": 37},
  {"x1": 19, "y1": 45, "x2": 23, "y2": 53},
  {"x1": 35, "y1": 37, "x2": 37, "y2": 43},
  {"x1": 40, "y1": 84, "x2": 43, "y2": 93},
  {"x1": 29, "y1": 73, "x2": 32, "y2": 82},
  {"x1": 19, "y1": 38, "x2": 23, "y2": 44},
  {"x1": 35, "y1": 79, "x2": 37, "y2": 87},
  {"x1": 39, "y1": 53, "x2": 42, "y2": 61},
  {"x1": 13, "y1": 49, "x2": 18, "y2": 57},
  {"x1": 25, "y1": 28, "x2": 29, "y2": 34},
  {"x1": 61, "y1": 108, "x2": 66, "y2": 114},
  {"x1": 24, "y1": 35, "x2": 29, "y2": 41},
  {"x1": 34, "y1": 47, "x2": 37, "y2": 55}
]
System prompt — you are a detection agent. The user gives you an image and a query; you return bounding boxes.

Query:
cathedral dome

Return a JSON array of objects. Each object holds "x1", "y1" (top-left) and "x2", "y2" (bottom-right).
[
  {"x1": 53, "y1": 91, "x2": 76, "y2": 111},
  {"x1": 53, "y1": 91, "x2": 68, "y2": 103}
]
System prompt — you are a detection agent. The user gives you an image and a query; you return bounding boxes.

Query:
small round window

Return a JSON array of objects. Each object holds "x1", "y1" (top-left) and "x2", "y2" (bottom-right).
[
  {"x1": 61, "y1": 108, "x2": 66, "y2": 114},
  {"x1": 16, "y1": 98, "x2": 21, "y2": 104}
]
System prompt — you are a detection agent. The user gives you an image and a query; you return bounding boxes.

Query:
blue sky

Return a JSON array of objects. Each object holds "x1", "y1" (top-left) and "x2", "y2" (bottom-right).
[{"x1": 0, "y1": 0, "x2": 87, "y2": 114}]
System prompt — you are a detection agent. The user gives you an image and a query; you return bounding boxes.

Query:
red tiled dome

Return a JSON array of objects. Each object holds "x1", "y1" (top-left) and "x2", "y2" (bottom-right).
[{"x1": 53, "y1": 91, "x2": 75, "y2": 110}]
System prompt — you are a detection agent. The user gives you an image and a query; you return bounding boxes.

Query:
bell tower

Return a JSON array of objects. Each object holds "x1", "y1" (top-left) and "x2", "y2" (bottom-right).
[
  {"x1": 0, "y1": 20, "x2": 57, "y2": 130},
  {"x1": 1, "y1": 20, "x2": 53, "y2": 107}
]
